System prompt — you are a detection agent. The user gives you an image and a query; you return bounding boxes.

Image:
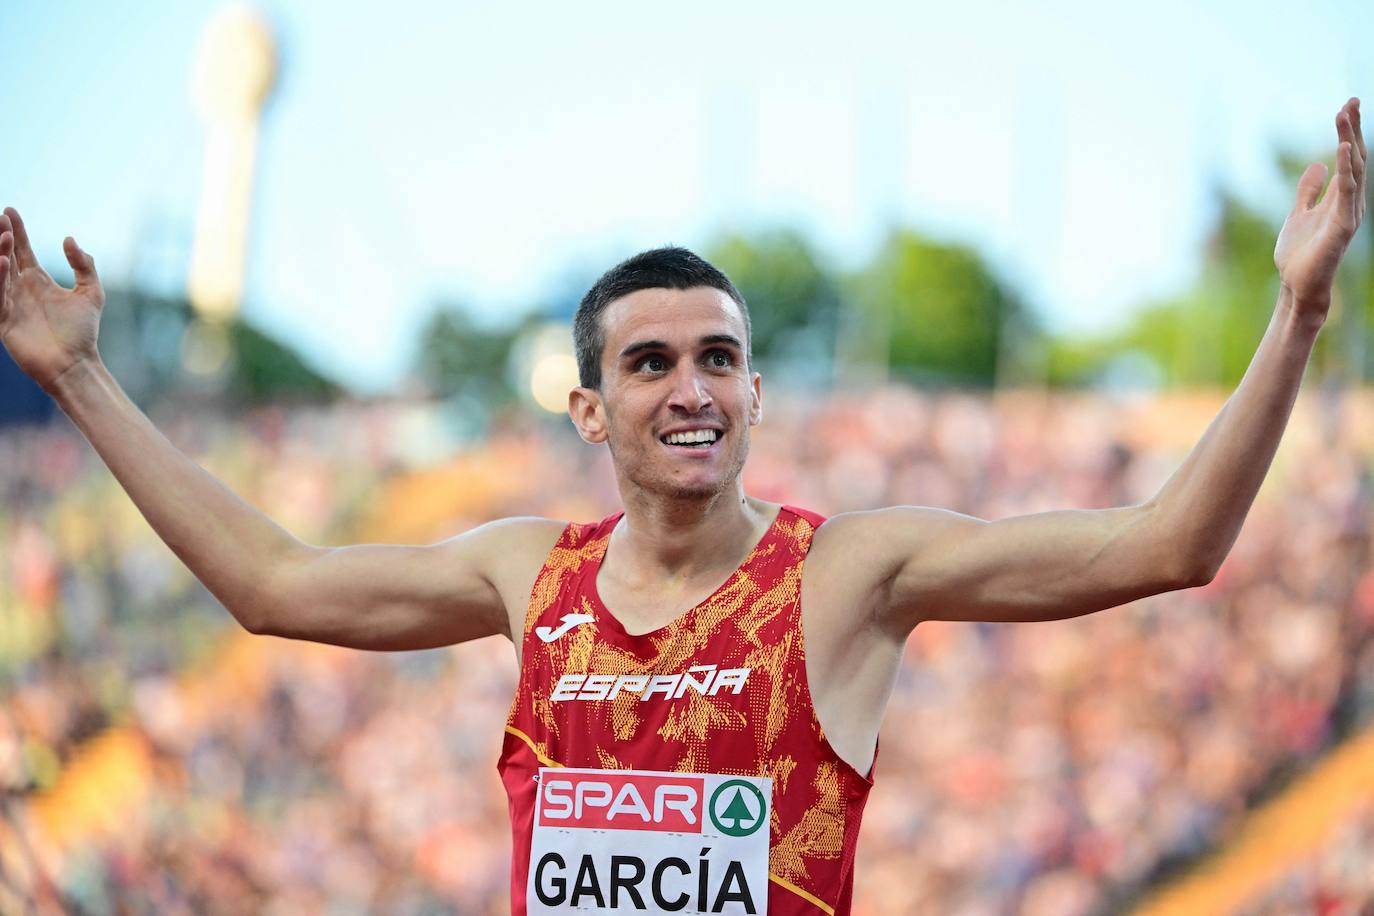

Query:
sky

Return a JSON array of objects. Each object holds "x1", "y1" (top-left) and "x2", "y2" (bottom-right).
[{"x1": 4, "y1": 0, "x2": 1370, "y2": 393}]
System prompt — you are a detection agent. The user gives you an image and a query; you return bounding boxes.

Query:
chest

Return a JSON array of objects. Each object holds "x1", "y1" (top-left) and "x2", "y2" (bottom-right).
[
  {"x1": 524, "y1": 597, "x2": 812, "y2": 786},
  {"x1": 592, "y1": 571, "x2": 730, "y2": 636}
]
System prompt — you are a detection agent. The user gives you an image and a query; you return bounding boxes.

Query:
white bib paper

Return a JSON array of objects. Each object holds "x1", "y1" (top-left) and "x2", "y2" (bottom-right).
[{"x1": 527, "y1": 767, "x2": 772, "y2": 915}]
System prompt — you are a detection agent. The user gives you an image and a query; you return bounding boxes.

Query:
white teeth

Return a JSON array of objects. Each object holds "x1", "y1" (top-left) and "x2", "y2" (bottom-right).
[{"x1": 664, "y1": 429, "x2": 718, "y2": 445}]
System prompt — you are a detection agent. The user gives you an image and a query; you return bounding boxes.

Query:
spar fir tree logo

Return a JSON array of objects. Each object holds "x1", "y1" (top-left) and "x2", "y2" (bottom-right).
[{"x1": 708, "y1": 780, "x2": 767, "y2": 837}]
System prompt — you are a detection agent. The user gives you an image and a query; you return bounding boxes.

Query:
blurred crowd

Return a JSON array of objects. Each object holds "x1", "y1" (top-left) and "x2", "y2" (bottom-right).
[{"x1": 2, "y1": 385, "x2": 1373, "y2": 914}]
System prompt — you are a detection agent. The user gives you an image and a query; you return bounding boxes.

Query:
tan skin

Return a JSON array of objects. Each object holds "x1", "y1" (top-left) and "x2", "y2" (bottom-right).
[
  {"x1": 566, "y1": 287, "x2": 773, "y2": 637},
  {"x1": 0, "y1": 100, "x2": 1364, "y2": 776}
]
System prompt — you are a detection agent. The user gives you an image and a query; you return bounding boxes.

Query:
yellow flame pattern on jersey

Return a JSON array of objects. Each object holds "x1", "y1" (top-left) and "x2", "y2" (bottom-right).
[{"x1": 501, "y1": 507, "x2": 872, "y2": 914}]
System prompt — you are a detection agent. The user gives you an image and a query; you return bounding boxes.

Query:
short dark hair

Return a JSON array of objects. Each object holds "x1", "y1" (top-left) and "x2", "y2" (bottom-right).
[{"x1": 573, "y1": 246, "x2": 751, "y2": 389}]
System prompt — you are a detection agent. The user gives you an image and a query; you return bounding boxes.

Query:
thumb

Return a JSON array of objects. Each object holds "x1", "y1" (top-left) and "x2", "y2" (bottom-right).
[
  {"x1": 63, "y1": 237, "x2": 100, "y2": 289},
  {"x1": 1293, "y1": 162, "x2": 1328, "y2": 212}
]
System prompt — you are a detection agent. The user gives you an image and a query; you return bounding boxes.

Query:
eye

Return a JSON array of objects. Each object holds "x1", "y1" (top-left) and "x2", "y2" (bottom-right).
[
  {"x1": 706, "y1": 350, "x2": 732, "y2": 369},
  {"x1": 637, "y1": 354, "x2": 667, "y2": 373}
]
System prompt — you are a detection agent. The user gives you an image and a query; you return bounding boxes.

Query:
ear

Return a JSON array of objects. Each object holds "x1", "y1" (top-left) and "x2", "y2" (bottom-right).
[
  {"x1": 568, "y1": 386, "x2": 609, "y2": 444},
  {"x1": 748, "y1": 371, "x2": 763, "y2": 426}
]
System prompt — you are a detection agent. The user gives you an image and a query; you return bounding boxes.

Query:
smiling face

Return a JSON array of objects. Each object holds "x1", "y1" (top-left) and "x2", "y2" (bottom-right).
[{"x1": 568, "y1": 286, "x2": 762, "y2": 502}]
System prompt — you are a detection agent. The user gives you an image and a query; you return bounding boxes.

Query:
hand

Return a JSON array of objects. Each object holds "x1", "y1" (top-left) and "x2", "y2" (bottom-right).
[
  {"x1": 0, "y1": 207, "x2": 106, "y2": 392},
  {"x1": 1274, "y1": 98, "x2": 1367, "y2": 318}
]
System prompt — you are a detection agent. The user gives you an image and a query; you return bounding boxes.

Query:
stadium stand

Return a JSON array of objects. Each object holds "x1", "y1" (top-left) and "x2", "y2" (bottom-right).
[{"x1": 2, "y1": 387, "x2": 1372, "y2": 913}]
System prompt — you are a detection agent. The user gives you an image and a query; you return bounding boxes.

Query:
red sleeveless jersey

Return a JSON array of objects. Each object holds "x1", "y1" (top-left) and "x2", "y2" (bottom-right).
[{"x1": 498, "y1": 506, "x2": 874, "y2": 915}]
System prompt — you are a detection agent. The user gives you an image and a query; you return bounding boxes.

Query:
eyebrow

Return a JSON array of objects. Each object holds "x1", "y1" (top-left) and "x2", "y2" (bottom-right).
[
  {"x1": 618, "y1": 334, "x2": 745, "y2": 360},
  {"x1": 700, "y1": 334, "x2": 745, "y2": 351}
]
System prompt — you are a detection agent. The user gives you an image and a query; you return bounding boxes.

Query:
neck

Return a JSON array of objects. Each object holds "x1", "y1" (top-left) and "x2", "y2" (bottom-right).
[{"x1": 613, "y1": 481, "x2": 766, "y2": 581}]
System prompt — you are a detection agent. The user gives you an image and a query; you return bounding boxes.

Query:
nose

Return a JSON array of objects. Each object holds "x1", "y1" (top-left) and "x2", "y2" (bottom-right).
[{"x1": 666, "y1": 363, "x2": 712, "y2": 413}]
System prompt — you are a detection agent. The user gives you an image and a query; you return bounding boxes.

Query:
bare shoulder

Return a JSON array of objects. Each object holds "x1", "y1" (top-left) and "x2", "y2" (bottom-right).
[
  {"x1": 802, "y1": 506, "x2": 982, "y2": 634},
  {"x1": 433, "y1": 515, "x2": 569, "y2": 635},
  {"x1": 801, "y1": 510, "x2": 901, "y2": 634},
  {"x1": 258, "y1": 515, "x2": 571, "y2": 652},
  {"x1": 443, "y1": 514, "x2": 569, "y2": 555},
  {"x1": 438, "y1": 514, "x2": 567, "y2": 582},
  {"x1": 807, "y1": 506, "x2": 969, "y2": 587}
]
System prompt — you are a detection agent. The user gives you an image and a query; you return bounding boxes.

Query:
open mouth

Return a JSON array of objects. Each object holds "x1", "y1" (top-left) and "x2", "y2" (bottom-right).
[{"x1": 659, "y1": 429, "x2": 720, "y2": 449}]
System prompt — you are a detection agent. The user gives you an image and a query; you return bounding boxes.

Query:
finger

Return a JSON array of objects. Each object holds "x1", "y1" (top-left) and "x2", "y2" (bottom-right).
[
  {"x1": 3, "y1": 208, "x2": 39, "y2": 271},
  {"x1": 1350, "y1": 98, "x2": 1366, "y2": 164},
  {"x1": 1332, "y1": 142, "x2": 1359, "y2": 228},
  {"x1": 1341, "y1": 109, "x2": 1363, "y2": 182},
  {"x1": 1350, "y1": 100, "x2": 1367, "y2": 216},
  {"x1": 0, "y1": 232, "x2": 12, "y2": 297},
  {"x1": 1294, "y1": 162, "x2": 1327, "y2": 211},
  {"x1": 63, "y1": 237, "x2": 99, "y2": 289},
  {"x1": 1338, "y1": 109, "x2": 1364, "y2": 192},
  {"x1": 0, "y1": 254, "x2": 9, "y2": 325}
]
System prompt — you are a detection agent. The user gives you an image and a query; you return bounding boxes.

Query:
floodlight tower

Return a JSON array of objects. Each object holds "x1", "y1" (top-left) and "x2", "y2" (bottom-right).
[{"x1": 186, "y1": 3, "x2": 277, "y2": 373}]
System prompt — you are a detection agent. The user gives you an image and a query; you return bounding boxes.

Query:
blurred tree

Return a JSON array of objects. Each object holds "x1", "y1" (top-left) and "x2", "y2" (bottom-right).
[
  {"x1": 847, "y1": 229, "x2": 1034, "y2": 386},
  {"x1": 227, "y1": 318, "x2": 339, "y2": 403},
  {"x1": 705, "y1": 230, "x2": 841, "y2": 376},
  {"x1": 1, "y1": 281, "x2": 339, "y2": 420},
  {"x1": 85, "y1": 286, "x2": 339, "y2": 406},
  {"x1": 1050, "y1": 150, "x2": 1372, "y2": 388},
  {"x1": 1076, "y1": 194, "x2": 1280, "y2": 387},
  {"x1": 414, "y1": 304, "x2": 532, "y2": 403}
]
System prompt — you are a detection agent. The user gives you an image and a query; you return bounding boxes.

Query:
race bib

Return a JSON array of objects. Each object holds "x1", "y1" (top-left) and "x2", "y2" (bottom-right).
[{"x1": 527, "y1": 767, "x2": 771, "y2": 915}]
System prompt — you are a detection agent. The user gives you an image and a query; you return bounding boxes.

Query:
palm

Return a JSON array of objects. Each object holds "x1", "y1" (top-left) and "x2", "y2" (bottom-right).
[
  {"x1": 1273, "y1": 99, "x2": 1367, "y2": 312},
  {"x1": 0, "y1": 208, "x2": 105, "y2": 391}
]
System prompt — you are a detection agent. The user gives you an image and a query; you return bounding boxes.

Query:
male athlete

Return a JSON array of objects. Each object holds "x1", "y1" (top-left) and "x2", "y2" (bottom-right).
[{"x1": 0, "y1": 99, "x2": 1364, "y2": 913}]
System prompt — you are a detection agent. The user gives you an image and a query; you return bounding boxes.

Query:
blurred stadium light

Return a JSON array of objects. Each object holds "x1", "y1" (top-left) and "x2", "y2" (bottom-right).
[{"x1": 187, "y1": 4, "x2": 276, "y2": 329}]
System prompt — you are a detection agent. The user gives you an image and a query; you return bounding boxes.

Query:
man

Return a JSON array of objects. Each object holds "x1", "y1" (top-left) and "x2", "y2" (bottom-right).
[{"x1": 0, "y1": 98, "x2": 1364, "y2": 914}]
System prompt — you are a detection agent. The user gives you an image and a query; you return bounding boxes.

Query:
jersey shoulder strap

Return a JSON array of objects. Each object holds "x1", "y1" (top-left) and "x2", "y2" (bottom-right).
[
  {"x1": 782, "y1": 503, "x2": 826, "y2": 529},
  {"x1": 518, "y1": 512, "x2": 620, "y2": 637}
]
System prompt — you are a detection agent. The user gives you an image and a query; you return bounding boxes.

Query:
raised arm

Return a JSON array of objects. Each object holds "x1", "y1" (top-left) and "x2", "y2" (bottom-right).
[
  {"x1": 0, "y1": 207, "x2": 559, "y2": 650},
  {"x1": 821, "y1": 98, "x2": 1366, "y2": 633}
]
